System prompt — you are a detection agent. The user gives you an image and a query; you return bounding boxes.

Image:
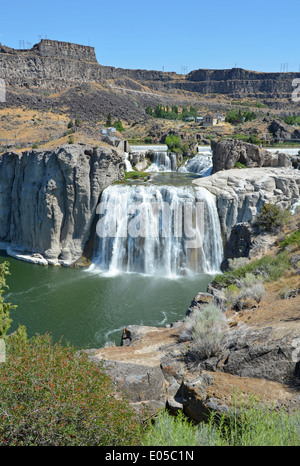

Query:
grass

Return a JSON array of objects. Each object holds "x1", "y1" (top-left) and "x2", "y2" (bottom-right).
[
  {"x1": 280, "y1": 229, "x2": 300, "y2": 250},
  {"x1": 142, "y1": 402, "x2": 300, "y2": 446},
  {"x1": 213, "y1": 251, "x2": 290, "y2": 287},
  {"x1": 124, "y1": 170, "x2": 149, "y2": 181}
]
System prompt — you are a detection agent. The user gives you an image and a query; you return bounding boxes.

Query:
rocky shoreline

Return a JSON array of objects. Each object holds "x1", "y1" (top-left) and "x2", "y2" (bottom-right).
[{"x1": 87, "y1": 280, "x2": 300, "y2": 420}]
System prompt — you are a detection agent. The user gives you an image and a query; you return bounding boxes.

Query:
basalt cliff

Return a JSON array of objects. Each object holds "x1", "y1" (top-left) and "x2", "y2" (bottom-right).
[
  {"x1": 0, "y1": 39, "x2": 300, "y2": 122},
  {"x1": 0, "y1": 144, "x2": 124, "y2": 265}
]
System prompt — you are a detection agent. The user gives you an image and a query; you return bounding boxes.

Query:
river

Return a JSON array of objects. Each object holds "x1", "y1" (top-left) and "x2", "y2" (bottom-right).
[
  {"x1": 1, "y1": 251, "x2": 214, "y2": 349},
  {"x1": 1, "y1": 150, "x2": 219, "y2": 349}
]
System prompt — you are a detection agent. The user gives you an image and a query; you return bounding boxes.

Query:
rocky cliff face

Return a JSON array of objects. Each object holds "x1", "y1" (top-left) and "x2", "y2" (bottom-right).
[
  {"x1": 193, "y1": 167, "x2": 300, "y2": 241},
  {"x1": 1, "y1": 40, "x2": 299, "y2": 100},
  {"x1": 211, "y1": 139, "x2": 298, "y2": 173},
  {"x1": 0, "y1": 144, "x2": 124, "y2": 265}
]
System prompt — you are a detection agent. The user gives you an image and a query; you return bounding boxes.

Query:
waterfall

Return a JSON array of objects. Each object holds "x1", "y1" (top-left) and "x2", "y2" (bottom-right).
[
  {"x1": 146, "y1": 152, "x2": 177, "y2": 172},
  {"x1": 90, "y1": 183, "x2": 223, "y2": 277},
  {"x1": 178, "y1": 146, "x2": 213, "y2": 176},
  {"x1": 178, "y1": 154, "x2": 213, "y2": 176},
  {"x1": 124, "y1": 152, "x2": 134, "y2": 172}
]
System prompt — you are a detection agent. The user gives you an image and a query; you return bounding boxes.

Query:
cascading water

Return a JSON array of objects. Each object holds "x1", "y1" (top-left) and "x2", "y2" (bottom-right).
[
  {"x1": 90, "y1": 183, "x2": 223, "y2": 277},
  {"x1": 146, "y1": 152, "x2": 177, "y2": 172},
  {"x1": 179, "y1": 146, "x2": 213, "y2": 176},
  {"x1": 124, "y1": 152, "x2": 134, "y2": 172},
  {"x1": 178, "y1": 154, "x2": 213, "y2": 176}
]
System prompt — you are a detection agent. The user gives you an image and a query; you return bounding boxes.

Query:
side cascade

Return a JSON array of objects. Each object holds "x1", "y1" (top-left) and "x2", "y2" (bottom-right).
[
  {"x1": 179, "y1": 147, "x2": 213, "y2": 176},
  {"x1": 89, "y1": 183, "x2": 223, "y2": 277},
  {"x1": 146, "y1": 152, "x2": 177, "y2": 172}
]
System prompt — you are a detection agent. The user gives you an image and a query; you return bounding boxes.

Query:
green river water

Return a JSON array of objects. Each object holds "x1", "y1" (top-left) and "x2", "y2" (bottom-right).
[{"x1": 1, "y1": 251, "x2": 214, "y2": 349}]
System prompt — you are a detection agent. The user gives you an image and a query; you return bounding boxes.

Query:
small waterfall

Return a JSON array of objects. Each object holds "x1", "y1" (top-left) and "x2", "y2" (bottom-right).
[
  {"x1": 90, "y1": 183, "x2": 223, "y2": 277},
  {"x1": 124, "y1": 152, "x2": 134, "y2": 172},
  {"x1": 146, "y1": 152, "x2": 177, "y2": 172},
  {"x1": 179, "y1": 154, "x2": 213, "y2": 176}
]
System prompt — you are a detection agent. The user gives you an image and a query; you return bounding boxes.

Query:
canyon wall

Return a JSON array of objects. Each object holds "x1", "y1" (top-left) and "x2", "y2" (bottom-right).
[
  {"x1": 0, "y1": 144, "x2": 124, "y2": 265},
  {"x1": 0, "y1": 39, "x2": 299, "y2": 99}
]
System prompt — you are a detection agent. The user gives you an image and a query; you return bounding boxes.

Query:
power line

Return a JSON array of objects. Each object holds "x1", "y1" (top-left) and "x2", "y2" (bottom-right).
[{"x1": 181, "y1": 66, "x2": 188, "y2": 75}]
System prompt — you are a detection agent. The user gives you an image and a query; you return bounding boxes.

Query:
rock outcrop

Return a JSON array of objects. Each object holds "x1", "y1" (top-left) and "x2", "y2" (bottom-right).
[
  {"x1": 0, "y1": 143, "x2": 124, "y2": 265},
  {"x1": 193, "y1": 167, "x2": 300, "y2": 241},
  {"x1": 211, "y1": 139, "x2": 296, "y2": 173},
  {"x1": 87, "y1": 288, "x2": 300, "y2": 420}
]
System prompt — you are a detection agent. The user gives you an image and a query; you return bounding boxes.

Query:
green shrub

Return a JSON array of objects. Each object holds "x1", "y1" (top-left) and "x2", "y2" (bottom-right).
[
  {"x1": 253, "y1": 203, "x2": 291, "y2": 234},
  {"x1": 165, "y1": 134, "x2": 182, "y2": 152},
  {"x1": 142, "y1": 402, "x2": 300, "y2": 446},
  {"x1": 0, "y1": 262, "x2": 16, "y2": 339},
  {"x1": 180, "y1": 303, "x2": 228, "y2": 358},
  {"x1": 280, "y1": 230, "x2": 300, "y2": 249},
  {"x1": 218, "y1": 400, "x2": 300, "y2": 446},
  {"x1": 214, "y1": 251, "x2": 290, "y2": 287},
  {"x1": 0, "y1": 333, "x2": 143, "y2": 446},
  {"x1": 225, "y1": 273, "x2": 265, "y2": 309},
  {"x1": 228, "y1": 257, "x2": 250, "y2": 270},
  {"x1": 142, "y1": 409, "x2": 219, "y2": 446}
]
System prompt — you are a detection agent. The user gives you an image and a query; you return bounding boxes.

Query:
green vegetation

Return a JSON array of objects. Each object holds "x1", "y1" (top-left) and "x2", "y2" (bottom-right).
[
  {"x1": 105, "y1": 112, "x2": 112, "y2": 127},
  {"x1": 254, "y1": 203, "x2": 291, "y2": 234},
  {"x1": 0, "y1": 332, "x2": 143, "y2": 446},
  {"x1": 226, "y1": 109, "x2": 257, "y2": 125},
  {"x1": 165, "y1": 134, "x2": 182, "y2": 152},
  {"x1": 142, "y1": 409, "x2": 219, "y2": 446},
  {"x1": 145, "y1": 104, "x2": 197, "y2": 121},
  {"x1": 284, "y1": 115, "x2": 300, "y2": 126},
  {"x1": 124, "y1": 170, "x2": 149, "y2": 181},
  {"x1": 113, "y1": 119, "x2": 124, "y2": 132},
  {"x1": 232, "y1": 134, "x2": 262, "y2": 145},
  {"x1": 0, "y1": 262, "x2": 16, "y2": 339},
  {"x1": 179, "y1": 303, "x2": 228, "y2": 358},
  {"x1": 280, "y1": 229, "x2": 300, "y2": 249},
  {"x1": 143, "y1": 403, "x2": 300, "y2": 446},
  {"x1": 214, "y1": 251, "x2": 290, "y2": 287},
  {"x1": 234, "y1": 161, "x2": 247, "y2": 169},
  {"x1": 224, "y1": 273, "x2": 265, "y2": 310}
]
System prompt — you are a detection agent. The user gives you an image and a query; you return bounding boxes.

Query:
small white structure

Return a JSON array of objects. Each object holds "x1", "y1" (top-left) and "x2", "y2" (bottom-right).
[{"x1": 107, "y1": 127, "x2": 116, "y2": 135}]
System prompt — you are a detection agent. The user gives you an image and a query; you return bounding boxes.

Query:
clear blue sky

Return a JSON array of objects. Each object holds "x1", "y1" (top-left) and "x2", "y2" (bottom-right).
[{"x1": 0, "y1": 0, "x2": 299, "y2": 73}]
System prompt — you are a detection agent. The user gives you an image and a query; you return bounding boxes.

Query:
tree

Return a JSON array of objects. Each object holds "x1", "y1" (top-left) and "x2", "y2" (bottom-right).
[
  {"x1": 0, "y1": 262, "x2": 16, "y2": 339},
  {"x1": 106, "y1": 113, "x2": 112, "y2": 127},
  {"x1": 145, "y1": 106, "x2": 153, "y2": 116},
  {"x1": 165, "y1": 134, "x2": 182, "y2": 152},
  {"x1": 253, "y1": 203, "x2": 291, "y2": 234},
  {"x1": 113, "y1": 120, "x2": 124, "y2": 132}
]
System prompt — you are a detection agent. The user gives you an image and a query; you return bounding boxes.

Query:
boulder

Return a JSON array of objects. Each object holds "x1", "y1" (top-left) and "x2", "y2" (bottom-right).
[{"x1": 211, "y1": 139, "x2": 293, "y2": 173}]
